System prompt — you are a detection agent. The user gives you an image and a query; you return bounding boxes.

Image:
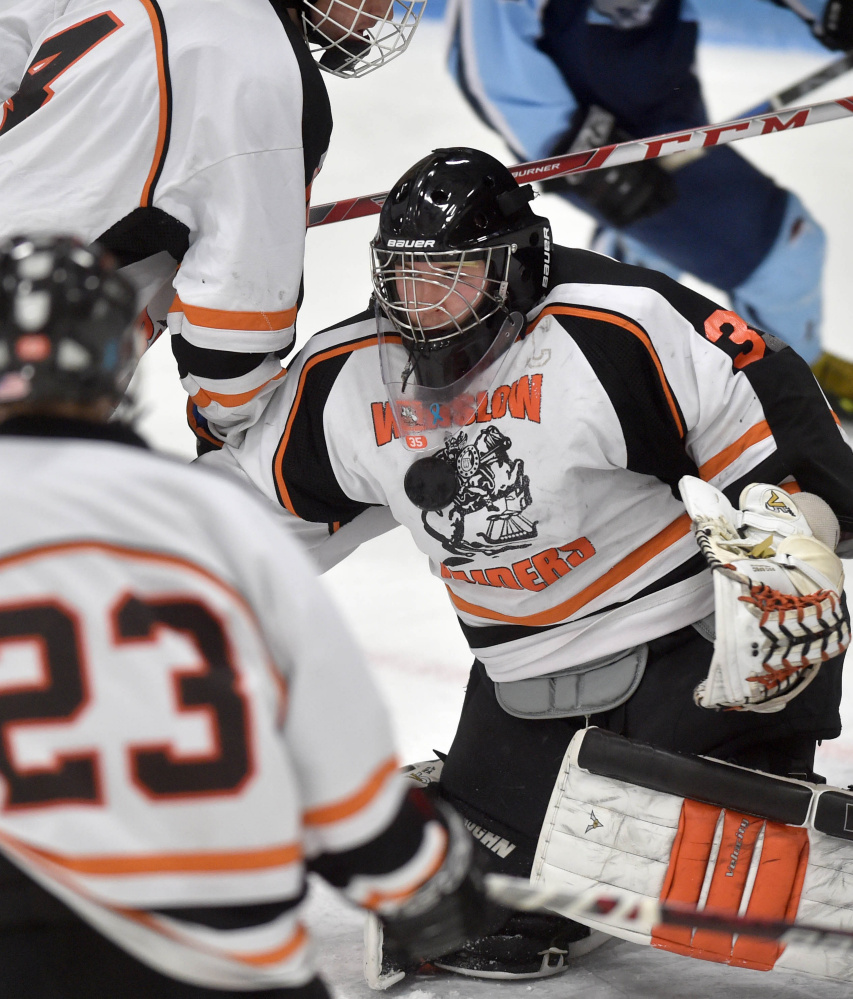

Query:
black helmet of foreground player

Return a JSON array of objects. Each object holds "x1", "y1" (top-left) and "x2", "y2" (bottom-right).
[
  {"x1": 371, "y1": 147, "x2": 550, "y2": 389},
  {"x1": 296, "y1": 0, "x2": 427, "y2": 78},
  {"x1": 0, "y1": 235, "x2": 139, "y2": 406}
]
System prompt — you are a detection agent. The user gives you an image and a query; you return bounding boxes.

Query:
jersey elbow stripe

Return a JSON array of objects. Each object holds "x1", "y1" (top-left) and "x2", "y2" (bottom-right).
[
  {"x1": 447, "y1": 513, "x2": 692, "y2": 626},
  {"x1": 532, "y1": 305, "x2": 685, "y2": 438},
  {"x1": 230, "y1": 923, "x2": 309, "y2": 967},
  {"x1": 698, "y1": 421, "x2": 773, "y2": 482},
  {"x1": 191, "y1": 367, "x2": 286, "y2": 409},
  {"x1": 360, "y1": 847, "x2": 447, "y2": 911},
  {"x1": 186, "y1": 398, "x2": 224, "y2": 447},
  {"x1": 139, "y1": 0, "x2": 171, "y2": 206},
  {"x1": 174, "y1": 297, "x2": 298, "y2": 333},
  {"x1": 303, "y1": 756, "x2": 399, "y2": 827}
]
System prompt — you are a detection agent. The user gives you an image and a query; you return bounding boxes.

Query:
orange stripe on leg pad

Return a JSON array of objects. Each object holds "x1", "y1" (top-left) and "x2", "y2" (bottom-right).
[
  {"x1": 653, "y1": 799, "x2": 810, "y2": 971},
  {"x1": 690, "y1": 810, "x2": 763, "y2": 961},
  {"x1": 653, "y1": 799, "x2": 721, "y2": 951},
  {"x1": 731, "y1": 823, "x2": 809, "y2": 969}
]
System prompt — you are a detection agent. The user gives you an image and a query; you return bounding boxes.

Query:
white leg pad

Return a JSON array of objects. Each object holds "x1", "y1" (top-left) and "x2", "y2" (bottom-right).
[{"x1": 530, "y1": 728, "x2": 853, "y2": 981}]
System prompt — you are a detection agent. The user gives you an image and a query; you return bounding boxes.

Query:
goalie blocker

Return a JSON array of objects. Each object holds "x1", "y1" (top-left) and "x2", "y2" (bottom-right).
[{"x1": 533, "y1": 727, "x2": 853, "y2": 981}]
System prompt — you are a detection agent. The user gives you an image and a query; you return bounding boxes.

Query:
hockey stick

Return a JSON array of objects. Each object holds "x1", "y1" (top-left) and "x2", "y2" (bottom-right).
[
  {"x1": 484, "y1": 875, "x2": 853, "y2": 952},
  {"x1": 740, "y1": 49, "x2": 853, "y2": 116},
  {"x1": 778, "y1": 0, "x2": 820, "y2": 27},
  {"x1": 662, "y1": 50, "x2": 853, "y2": 171},
  {"x1": 307, "y1": 93, "x2": 853, "y2": 227}
]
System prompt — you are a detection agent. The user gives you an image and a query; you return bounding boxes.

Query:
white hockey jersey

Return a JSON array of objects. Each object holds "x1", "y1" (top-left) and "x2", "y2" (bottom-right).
[
  {"x1": 0, "y1": 0, "x2": 332, "y2": 444},
  {"x1": 204, "y1": 247, "x2": 853, "y2": 682},
  {"x1": 0, "y1": 418, "x2": 446, "y2": 991}
]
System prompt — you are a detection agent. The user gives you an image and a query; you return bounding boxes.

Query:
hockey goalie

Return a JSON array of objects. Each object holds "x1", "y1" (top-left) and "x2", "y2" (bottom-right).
[{"x1": 201, "y1": 146, "x2": 853, "y2": 986}]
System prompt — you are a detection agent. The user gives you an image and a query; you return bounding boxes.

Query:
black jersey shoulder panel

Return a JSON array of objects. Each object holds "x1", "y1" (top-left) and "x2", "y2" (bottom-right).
[
  {"x1": 547, "y1": 245, "x2": 719, "y2": 334},
  {"x1": 97, "y1": 207, "x2": 190, "y2": 267},
  {"x1": 269, "y1": 0, "x2": 332, "y2": 187},
  {"x1": 545, "y1": 303, "x2": 698, "y2": 492}
]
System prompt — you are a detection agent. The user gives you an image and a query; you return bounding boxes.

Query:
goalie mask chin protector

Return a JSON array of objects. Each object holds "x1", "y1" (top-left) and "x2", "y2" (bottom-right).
[
  {"x1": 381, "y1": 307, "x2": 523, "y2": 510},
  {"x1": 298, "y1": 0, "x2": 427, "y2": 78},
  {"x1": 0, "y1": 235, "x2": 140, "y2": 406}
]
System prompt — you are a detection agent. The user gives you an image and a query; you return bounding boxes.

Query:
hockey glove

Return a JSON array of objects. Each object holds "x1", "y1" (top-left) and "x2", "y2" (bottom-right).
[
  {"x1": 540, "y1": 105, "x2": 677, "y2": 228},
  {"x1": 763, "y1": 0, "x2": 853, "y2": 49},
  {"x1": 365, "y1": 802, "x2": 507, "y2": 989},
  {"x1": 817, "y1": 0, "x2": 853, "y2": 49},
  {"x1": 679, "y1": 476, "x2": 848, "y2": 713}
]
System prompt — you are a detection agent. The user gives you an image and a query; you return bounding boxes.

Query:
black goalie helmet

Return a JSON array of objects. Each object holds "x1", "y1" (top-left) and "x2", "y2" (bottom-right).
[
  {"x1": 0, "y1": 235, "x2": 140, "y2": 406},
  {"x1": 371, "y1": 147, "x2": 551, "y2": 391}
]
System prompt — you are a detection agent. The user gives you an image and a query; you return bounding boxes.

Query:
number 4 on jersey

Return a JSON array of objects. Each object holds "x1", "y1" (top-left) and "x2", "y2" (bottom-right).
[{"x1": 0, "y1": 12, "x2": 122, "y2": 137}]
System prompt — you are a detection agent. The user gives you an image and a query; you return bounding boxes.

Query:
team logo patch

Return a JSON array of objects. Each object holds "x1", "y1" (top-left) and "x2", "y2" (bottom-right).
[
  {"x1": 765, "y1": 489, "x2": 795, "y2": 517},
  {"x1": 585, "y1": 809, "x2": 604, "y2": 834},
  {"x1": 422, "y1": 427, "x2": 537, "y2": 557}
]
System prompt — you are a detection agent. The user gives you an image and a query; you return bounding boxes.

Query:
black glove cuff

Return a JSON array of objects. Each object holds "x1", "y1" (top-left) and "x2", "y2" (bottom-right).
[{"x1": 541, "y1": 105, "x2": 678, "y2": 228}]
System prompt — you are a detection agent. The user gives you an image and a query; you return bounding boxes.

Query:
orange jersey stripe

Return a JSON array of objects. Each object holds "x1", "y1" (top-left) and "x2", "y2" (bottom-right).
[
  {"x1": 139, "y1": 0, "x2": 169, "y2": 206},
  {"x1": 232, "y1": 923, "x2": 309, "y2": 967},
  {"x1": 303, "y1": 756, "x2": 399, "y2": 827},
  {"x1": 123, "y1": 907, "x2": 309, "y2": 968},
  {"x1": 27, "y1": 841, "x2": 302, "y2": 876},
  {"x1": 698, "y1": 421, "x2": 773, "y2": 481},
  {"x1": 174, "y1": 296, "x2": 297, "y2": 333},
  {"x1": 190, "y1": 366, "x2": 286, "y2": 409},
  {"x1": 531, "y1": 305, "x2": 685, "y2": 438},
  {"x1": 0, "y1": 829, "x2": 309, "y2": 968},
  {"x1": 447, "y1": 513, "x2": 692, "y2": 627}
]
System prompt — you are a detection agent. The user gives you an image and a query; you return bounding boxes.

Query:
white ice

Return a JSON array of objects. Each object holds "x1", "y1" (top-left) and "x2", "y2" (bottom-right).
[{"x1": 130, "y1": 19, "x2": 853, "y2": 998}]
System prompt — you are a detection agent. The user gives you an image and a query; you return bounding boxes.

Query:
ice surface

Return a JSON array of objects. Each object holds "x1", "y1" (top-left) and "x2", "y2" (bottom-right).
[{"x1": 130, "y1": 20, "x2": 853, "y2": 998}]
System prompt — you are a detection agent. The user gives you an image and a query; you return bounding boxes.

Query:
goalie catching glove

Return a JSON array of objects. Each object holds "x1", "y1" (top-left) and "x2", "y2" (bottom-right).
[{"x1": 679, "y1": 476, "x2": 849, "y2": 713}]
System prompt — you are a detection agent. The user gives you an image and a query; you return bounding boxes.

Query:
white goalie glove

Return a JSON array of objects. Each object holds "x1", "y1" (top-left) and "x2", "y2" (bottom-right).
[{"x1": 679, "y1": 476, "x2": 849, "y2": 713}]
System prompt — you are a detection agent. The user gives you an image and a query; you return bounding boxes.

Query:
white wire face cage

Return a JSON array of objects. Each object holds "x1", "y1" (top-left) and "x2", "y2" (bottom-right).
[
  {"x1": 370, "y1": 245, "x2": 513, "y2": 347},
  {"x1": 301, "y1": 0, "x2": 427, "y2": 78}
]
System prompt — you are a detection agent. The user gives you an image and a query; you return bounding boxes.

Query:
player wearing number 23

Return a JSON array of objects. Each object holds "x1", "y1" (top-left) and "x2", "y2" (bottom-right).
[{"x1": 0, "y1": 235, "x2": 502, "y2": 998}]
